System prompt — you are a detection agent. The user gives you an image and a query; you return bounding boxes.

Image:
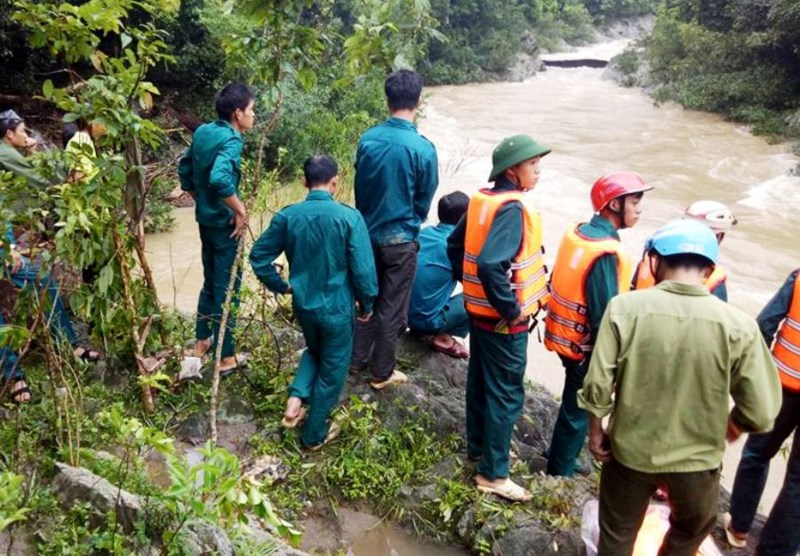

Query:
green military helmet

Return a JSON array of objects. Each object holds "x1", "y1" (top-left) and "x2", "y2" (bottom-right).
[{"x1": 488, "y1": 134, "x2": 551, "y2": 182}]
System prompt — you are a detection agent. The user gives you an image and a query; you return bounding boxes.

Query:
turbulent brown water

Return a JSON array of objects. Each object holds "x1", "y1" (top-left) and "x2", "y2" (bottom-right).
[{"x1": 147, "y1": 40, "x2": 799, "y2": 541}]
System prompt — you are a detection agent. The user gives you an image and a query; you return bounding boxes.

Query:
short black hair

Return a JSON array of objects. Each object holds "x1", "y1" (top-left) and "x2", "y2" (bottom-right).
[
  {"x1": 215, "y1": 82, "x2": 255, "y2": 122},
  {"x1": 303, "y1": 155, "x2": 338, "y2": 187},
  {"x1": 438, "y1": 191, "x2": 469, "y2": 225},
  {"x1": 652, "y1": 252, "x2": 713, "y2": 271},
  {"x1": 385, "y1": 70, "x2": 423, "y2": 112},
  {"x1": 62, "y1": 123, "x2": 79, "y2": 148}
]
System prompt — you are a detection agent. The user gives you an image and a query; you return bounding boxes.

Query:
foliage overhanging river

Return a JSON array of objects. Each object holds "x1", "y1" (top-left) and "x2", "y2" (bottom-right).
[{"x1": 147, "y1": 40, "x2": 800, "y2": 533}]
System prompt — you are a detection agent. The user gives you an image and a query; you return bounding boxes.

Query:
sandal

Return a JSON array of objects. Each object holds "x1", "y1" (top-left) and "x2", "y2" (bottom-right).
[
  {"x1": 310, "y1": 422, "x2": 341, "y2": 451},
  {"x1": 281, "y1": 406, "x2": 308, "y2": 429},
  {"x1": 475, "y1": 478, "x2": 532, "y2": 502},
  {"x1": 74, "y1": 347, "x2": 101, "y2": 362},
  {"x1": 219, "y1": 353, "x2": 250, "y2": 378},
  {"x1": 723, "y1": 512, "x2": 748, "y2": 548},
  {"x1": 431, "y1": 335, "x2": 469, "y2": 359},
  {"x1": 9, "y1": 378, "x2": 31, "y2": 405}
]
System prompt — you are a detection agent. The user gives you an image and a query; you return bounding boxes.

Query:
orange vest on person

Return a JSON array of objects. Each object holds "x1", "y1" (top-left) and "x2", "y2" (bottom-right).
[
  {"x1": 633, "y1": 252, "x2": 727, "y2": 294},
  {"x1": 773, "y1": 276, "x2": 800, "y2": 392},
  {"x1": 543, "y1": 224, "x2": 632, "y2": 361},
  {"x1": 462, "y1": 189, "x2": 550, "y2": 321}
]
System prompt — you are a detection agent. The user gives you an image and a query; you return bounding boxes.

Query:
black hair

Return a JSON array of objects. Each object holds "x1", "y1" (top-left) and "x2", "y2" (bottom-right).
[
  {"x1": 62, "y1": 123, "x2": 80, "y2": 148},
  {"x1": 438, "y1": 191, "x2": 470, "y2": 225},
  {"x1": 303, "y1": 154, "x2": 338, "y2": 187},
  {"x1": 652, "y1": 252, "x2": 713, "y2": 271},
  {"x1": 215, "y1": 82, "x2": 255, "y2": 122},
  {"x1": 384, "y1": 70, "x2": 423, "y2": 112},
  {"x1": 0, "y1": 118, "x2": 22, "y2": 138}
]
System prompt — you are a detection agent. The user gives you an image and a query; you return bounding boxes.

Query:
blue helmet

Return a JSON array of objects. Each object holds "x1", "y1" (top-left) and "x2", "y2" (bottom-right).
[{"x1": 644, "y1": 219, "x2": 719, "y2": 265}]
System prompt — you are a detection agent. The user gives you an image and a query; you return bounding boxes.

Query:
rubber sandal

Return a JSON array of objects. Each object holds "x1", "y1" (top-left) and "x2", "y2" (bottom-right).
[
  {"x1": 723, "y1": 512, "x2": 748, "y2": 548},
  {"x1": 310, "y1": 422, "x2": 341, "y2": 451},
  {"x1": 476, "y1": 478, "x2": 532, "y2": 502},
  {"x1": 9, "y1": 380, "x2": 31, "y2": 405},
  {"x1": 219, "y1": 353, "x2": 250, "y2": 378},
  {"x1": 281, "y1": 406, "x2": 308, "y2": 429},
  {"x1": 431, "y1": 337, "x2": 469, "y2": 359},
  {"x1": 75, "y1": 347, "x2": 101, "y2": 362},
  {"x1": 369, "y1": 370, "x2": 408, "y2": 390}
]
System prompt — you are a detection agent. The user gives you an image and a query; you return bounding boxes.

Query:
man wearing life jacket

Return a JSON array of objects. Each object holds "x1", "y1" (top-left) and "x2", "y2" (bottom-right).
[
  {"x1": 578, "y1": 220, "x2": 780, "y2": 555},
  {"x1": 447, "y1": 134, "x2": 551, "y2": 502},
  {"x1": 725, "y1": 268, "x2": 800, "y2": 555},
  {"x1": 544, "y1": 171, "x2": 652, "y2": 477},
  {"x1": 633, "y1": 200, "x2": 737, "y2": 301}
]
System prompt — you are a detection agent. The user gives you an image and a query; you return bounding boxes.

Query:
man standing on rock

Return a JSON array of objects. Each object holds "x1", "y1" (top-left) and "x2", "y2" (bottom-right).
[
  {"x1": 724, "y1": 267, "x2": 800, "y2": 556},
  {"x1": 349, "y1": 69, "x2": 439, "y2": 390},
  {"x1": 578, "y1": 219, "x2": 781, "y2": 555},
  {"x1": 179, "y1": 83, "x2": 254, "y2": 376},
  {"x1": 250, "y1": 155, "x2": 377, "y2": 449},
  {"x1": 447, "y1": 134, "x2": 551, "y2": 502},
  {"x1": 545, "y1": 172, "x2": 652, "y2": 477}
]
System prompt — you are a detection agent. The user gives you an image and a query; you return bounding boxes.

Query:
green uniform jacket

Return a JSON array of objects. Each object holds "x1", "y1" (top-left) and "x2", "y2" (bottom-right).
[
  {"x1": 578, "y1": 281, "x2": 781, "y2": 473},
  {"x1": 0, "y1": 141, "x2": 50, "y2": 189},
  {"x1": 178, "y1": 120, "x2": 243, "y2": 228},
  {"x1": 249, "y1": 190, "x2": 378, "y2": 324}
]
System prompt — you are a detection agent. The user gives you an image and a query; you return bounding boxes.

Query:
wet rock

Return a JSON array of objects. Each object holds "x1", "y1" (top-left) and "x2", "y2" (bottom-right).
[
  {"x1": 217, "y1": 392, "x2": 255, "y2": 424},
  {"x1": 182, "y1": 520, "x2": 233, "y2": 556},
  {"x1": 51, "y1": 462, "x2": 144, "y2": 533},
  {"x1": 176, "y1": 412, "x2": 210, "y2": 444},
  {"x1": 492, "y1": 520, "x2": 584, "y2": 556},
  {"x1": 243, "y1": 454, "x2": 290, "y2": 483}
]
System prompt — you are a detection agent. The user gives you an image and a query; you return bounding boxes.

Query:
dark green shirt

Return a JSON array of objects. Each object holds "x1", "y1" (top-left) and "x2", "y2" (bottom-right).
[
  {"x1": 178, "y1": 120, "x2": 243, "y2": 228},
  {"x1": 249, "y1": 190, "x2": 378, "y2": 324},
  {"x1": 447, "y1": 177, "x2": 525, "y2": 321},
  {"x1": 0, "y1": 142, "x2": 49, "y2": 189}
]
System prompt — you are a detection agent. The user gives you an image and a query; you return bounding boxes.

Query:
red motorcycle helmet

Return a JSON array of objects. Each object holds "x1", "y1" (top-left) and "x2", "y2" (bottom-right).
[{"x1": 590, "y1": 171, "x2": 653, "y2": 212}]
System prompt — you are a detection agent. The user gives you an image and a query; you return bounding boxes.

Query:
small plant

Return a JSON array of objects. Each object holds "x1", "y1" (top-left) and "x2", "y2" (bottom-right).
[{"x1": 0, "y1": 471, "x2": 30, "y2": 532}]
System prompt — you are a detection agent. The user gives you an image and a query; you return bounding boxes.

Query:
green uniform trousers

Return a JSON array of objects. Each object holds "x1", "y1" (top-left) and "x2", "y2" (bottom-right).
[
  {"x1": 290, "y1": 314, "x2": 353, "y2": 447},
  {"x1": 196, "y1": 225, "x2": 242, "y2": 359},
  {"x1": 547, "y1": 355, "x2": 589, "y2": 476},
  {"x1": 466, "y1": 325, "x2": 528, "y2": 480},
  {"x1": 598, "y1": 459, "x2": 720, "y2": 556}
]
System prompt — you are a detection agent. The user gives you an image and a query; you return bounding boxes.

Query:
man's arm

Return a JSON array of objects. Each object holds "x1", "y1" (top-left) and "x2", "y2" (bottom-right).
[
  {"x1": 348, "y1": 213, "x2": 378, "y2": 316},
  {"x1": 585, "y1": 254, "x2": 620, "y2": 344},
  {"x1": 757, "y1": 270, "x2": 798, "y2": 346},
  {"x1": 476, "y1": 203, "x2": 523, "y2": 321},
  {"x1": 446, "y1": 215, "x2": 467, "y2": 282},
  {"x1": 413, "y1": 148, "x2": 439, "y2": 223},
  {"x1": 249, "y1": 214, "x2": 290, "y2": 294},
  {"x1": 2, "y1": 149, "x2": 49, "y2": 189},
  {"x1": 210, "y1": 136, "x2": 248, "y2": 238},
  {"x1": 729, "y1": 330, "x2": 782, "y2": 434},
  {"x1": 178, "y1": 143, "x2": 194, "y2": 195}
]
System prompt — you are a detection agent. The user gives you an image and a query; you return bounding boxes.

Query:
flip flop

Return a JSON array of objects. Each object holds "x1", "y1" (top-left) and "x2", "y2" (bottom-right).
[
  {"x1": 281, "y1": 406, "x2": 308, "y2": 429},
  {"x1": 476, "y1": 478, "x2": 532, "y2": 502},
  {"x1": 310, "y1": 422, "x2": 341, "y2": 451},
  {"x1": 8, "y1": 379, "x2": 31, "y2": 405},
  {"x1": 723, "y1": 512, "x2": 748, "y2": 548},
  {"x1": 431, "y1": 337, "x2": 469, "y2": 359},
  {"x1": 219, "y1": 353, "x2": 250, "y2": 378},
  {"x1": 74, "y1": 347, "x2": 101, "y2": 362},
  {"x1": 369, "y1": 370, "x2": 408, "y2": 390}
]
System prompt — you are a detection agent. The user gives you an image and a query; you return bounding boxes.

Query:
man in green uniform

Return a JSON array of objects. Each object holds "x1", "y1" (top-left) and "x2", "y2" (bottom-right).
[
  {"x1": 250, "y1": 155, "x2": 377, "y2": 448},
  {"x1": 179, "y1": 83, "x2": 254, "y2": 374},
  {"x1": 0, "y1": 110, "x2": 49, "y2": 190},
  {"x1": 578, "y1": 219, "x2": 781, "y2": 555},
  {"x1": 447, "y1": 135, "x2": 551, "y2": 502}
]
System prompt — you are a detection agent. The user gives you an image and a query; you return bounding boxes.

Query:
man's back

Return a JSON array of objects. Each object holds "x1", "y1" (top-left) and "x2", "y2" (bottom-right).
[
  {"x1": 354, "y1": 118, "x2": 438, "y2": 246},
  {"x1": 408, "y1": 223, "x2": 457, "y2": 332},
  {"x1": 584, "y1": 281, "x2": 779, "y2": 473}
]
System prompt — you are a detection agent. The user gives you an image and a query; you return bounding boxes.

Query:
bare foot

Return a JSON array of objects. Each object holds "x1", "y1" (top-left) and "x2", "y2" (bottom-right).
[
  {"x1": 285, "y1": 396, "x2": 302, "y2": 420},
  {"x1": 194, "y1": 339, "x2": 212, "y2": 358},
  {"x1": 475, "y1": 474, "x2": 506, "y2": 488}
]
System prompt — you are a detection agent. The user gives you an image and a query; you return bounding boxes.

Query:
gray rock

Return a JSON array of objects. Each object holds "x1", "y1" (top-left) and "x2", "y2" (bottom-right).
[
  {"x1": 492, "y1": 521, "x2": 584, "y2": 556},
  {"x1": 51, "y1": 462, "x2": 144, "y2": 533},
  {"x1": 182, "y1": 520, "x2": 234, "y2": 556},
  {"x1": 177, "y1": 412, "x2": 210, "y2": 443}
]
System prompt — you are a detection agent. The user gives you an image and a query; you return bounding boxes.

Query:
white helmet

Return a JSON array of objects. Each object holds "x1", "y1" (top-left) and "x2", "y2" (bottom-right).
[{"x1": 683, "y1": 200, "x2": 737, "y2": 232}]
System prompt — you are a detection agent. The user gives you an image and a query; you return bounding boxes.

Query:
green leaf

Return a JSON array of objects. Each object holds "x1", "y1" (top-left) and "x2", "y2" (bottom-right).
[
  {"x1": 121, "y1": 33, "x2": 132, "y2": 48},
  {"x1": 42, "y1": 79, "x2": 54, "y2": 98}
]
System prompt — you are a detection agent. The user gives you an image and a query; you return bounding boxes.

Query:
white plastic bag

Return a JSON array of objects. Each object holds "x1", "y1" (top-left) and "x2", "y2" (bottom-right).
[{"x1": 581, "y1": 499, "x2": 723, "y2": 556}]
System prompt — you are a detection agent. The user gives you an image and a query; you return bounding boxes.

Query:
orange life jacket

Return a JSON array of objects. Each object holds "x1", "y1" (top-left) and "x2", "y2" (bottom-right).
[
  {"x1": 543, "y1": 224, "x2": 632, "y2": 360},
  {"x1": 633, "y1": 252, "x2": 727, "y2": 294},
  {"x1": 773, "y1": 275, "x2": 800, "y2": 392},
  {"x1": 462, "y1": 189, "x2": 549, "y2": 322}
]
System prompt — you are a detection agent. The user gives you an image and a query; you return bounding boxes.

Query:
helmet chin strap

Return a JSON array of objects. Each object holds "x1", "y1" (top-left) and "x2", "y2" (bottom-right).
[{"x1": 608, "y1": 196, "x2": 629, "y2": 229}]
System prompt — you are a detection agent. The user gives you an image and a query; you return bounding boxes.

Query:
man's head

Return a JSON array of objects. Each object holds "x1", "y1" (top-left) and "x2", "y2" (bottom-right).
[
  {"x1": 437, "y1": 191, "x2": 470, "y2": 225},
  {"x1": 215, "y1": 83, "x2": 256, "y2": 132},
  {"x1": 645, "y1": 219, "x2": 719, "y2": 285},
  {"x1": 0, "y1": 110, "x2": 28, "y2": 149},
  {"x1": 488, "y1": 134, "x2": 551, "y2": 190},
  {"x1": 591, "y1": 171, "x2": 653, "y2": 230},
  {"x1": 684, "y1": 200, "x2": 737, "y2": 244},
  {"x1": 303, "y1": 154, "x2": 339, "y2": 192},
  {"x1": 385, "y1": 70, "x2": 423, "y2": 115}
]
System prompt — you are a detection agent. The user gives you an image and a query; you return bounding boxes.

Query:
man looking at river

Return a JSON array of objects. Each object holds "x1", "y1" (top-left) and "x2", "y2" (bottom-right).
[
  {"x1": 350, "y1": 69, "x2": 439, "y2": 390},
  {"x1": 578, "y1": 219, "x2": 781, "y2": 555},
  {"x1": 178, "y1": 82, "x2": 254, "y2": 375}
]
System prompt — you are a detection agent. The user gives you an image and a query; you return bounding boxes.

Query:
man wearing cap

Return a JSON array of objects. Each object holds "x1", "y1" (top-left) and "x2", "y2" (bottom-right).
[
  {"x1": 544, "y1": 172, "x2": 652, "y2": 477},
  {"x1": 578, "y1": 219, "x2": 781, "y2": 554},
  {"x1": 0, "y1": 110, "x2": 49, "y2": 191},
  {"x1": 447, "y1": 134, "x2": 551, "y2": 502}
]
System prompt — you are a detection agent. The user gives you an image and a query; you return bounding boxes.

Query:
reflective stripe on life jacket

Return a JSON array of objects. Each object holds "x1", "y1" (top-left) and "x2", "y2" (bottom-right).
[
  {"x1": 633, "y1": 252, "x2": 727, "y2": 295},
  {"x1": 543, "y1": 224, "x2": 632, "y2": 361},
  {"x1": 774, "y1": 277, "x2": 800, "y2": 391},
  {"x1": 462, "y1": 189, "x2": 550, "y2": 322}
]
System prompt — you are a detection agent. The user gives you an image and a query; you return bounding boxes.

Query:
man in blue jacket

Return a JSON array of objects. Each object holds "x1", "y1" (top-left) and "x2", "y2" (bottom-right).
[
  {"x1": 350, "y1": 70, "x2": 439, "y2": 390},
  {"x1": 250, "y1": 155, "x2": 377, "y2": 448}
]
